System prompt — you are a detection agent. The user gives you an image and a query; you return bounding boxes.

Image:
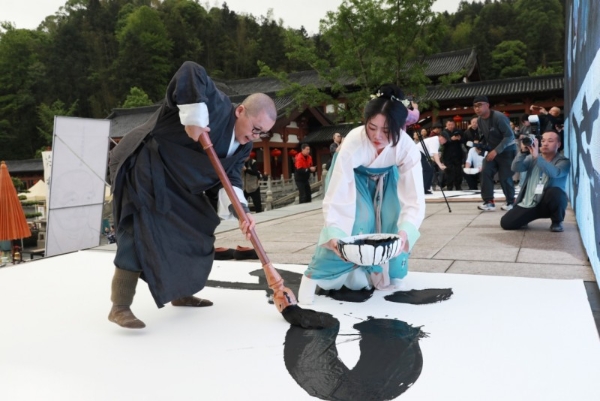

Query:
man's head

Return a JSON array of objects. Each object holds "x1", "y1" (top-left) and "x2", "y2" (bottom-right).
[
  {"x1": 520, "y1": 113, "x2": 531, "y2": 126},
  {"x1": 431, "y1": 121, "x2": 443, "y2": 135},
  {"x1": 234, "y1": 93, "x2": 277, "y2": 145},
  {"x1": 473, "y1": 95, "x2": 490, "y2": 118},
  {"x1": 333, "y1": 132, "x2": 342, "y2": 143},
  {"x1": 549, "y1": 107, "x2": 561, "y2": 117},
  {"x1": 301, "y1": 143, "x2": 311, "y2": 156},
  {"x1": 540, "y1": 131, "x2": 561, "y2": 157},
  {"x1": 470, "y1": 117, "x2": 478, "y2": 129},
  {"x1": 439, "y1": 131, "x2": 450, "y2": 145},
  {"x1": 445, "y1": 120, "x2": 455, "y2": 131}
]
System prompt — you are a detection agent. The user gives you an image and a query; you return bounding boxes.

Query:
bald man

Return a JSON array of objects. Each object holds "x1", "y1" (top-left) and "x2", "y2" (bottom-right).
[
  {"x1": 107, "y1": 62, "x2": 277, "y2": 329},
  {"x1": 500, "y1": 131, "x2": 570, "y2": 232}
]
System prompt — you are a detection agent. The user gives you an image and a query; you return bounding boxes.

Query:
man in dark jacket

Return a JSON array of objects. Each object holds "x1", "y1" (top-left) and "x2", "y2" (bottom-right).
[
  {"x1": 107, "y1": 61, "x2": 276, "y2": 329},
  {"x1": 441, "y1": 120, "x2": 464, "y2": 190},
  {"x1": 473, "y1": 95, "x2": 517, "y2": 211}
]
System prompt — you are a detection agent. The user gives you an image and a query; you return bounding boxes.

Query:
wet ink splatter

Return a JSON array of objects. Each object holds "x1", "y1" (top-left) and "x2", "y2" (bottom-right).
[
  {"x1": 384, "y1": 288, "x2": 453, "y2": 304},
  {"x1": 317, "y1": 286, "x2": 375, "y2": 303},
  {"x1": 284, "y1": 317, "x2": 427, "y2": 401}
]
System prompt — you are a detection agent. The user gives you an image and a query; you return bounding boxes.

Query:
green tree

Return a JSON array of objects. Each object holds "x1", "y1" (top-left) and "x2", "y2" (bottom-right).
[
  {"x1": 121, "y1": 87, "x2": 153, "y2": 108},
  {"x1": 11, "y1": 176, "x2": 25, "y2": 192},
  {"x1": 491, "y1": 40, "x2": 529, "y2": 78},
  {"x1": 159, "y1": 0, "x2": 207, "y2": 70},
  {"x1": 0, "y1": 24, "x2": 48, "y2": 160},
  {"x1": 114, "y1": 5, "x2": 173, "y2": 102},
  {"x1": 35, "y1": 99, "x2": 78, "y2": 157},
  {"x1": 515, "y1": 0, "x2": 563, "y2": 70},
  {"x1": 261, "y1": 0, "x2": 442, "y2": 122}
]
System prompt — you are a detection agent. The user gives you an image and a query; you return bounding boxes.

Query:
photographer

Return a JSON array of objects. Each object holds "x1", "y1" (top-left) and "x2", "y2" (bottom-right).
[
  {"x1": 500, "y1": 131, "x2": 570, "y2": 232},
  {"x1": 473, "y1": 95, "x2": 517, "y2": 211}
]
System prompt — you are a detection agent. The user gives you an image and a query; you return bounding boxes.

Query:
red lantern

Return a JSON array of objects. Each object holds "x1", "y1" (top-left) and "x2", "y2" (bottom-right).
[
  {"x1": 271, "y1": 148, "x2": 282, "y2": 165},
  {"x1": 250, "y1": 151, "x2": 256, "y2": 159},
  {"x1": 452, "y1": 115, "x2": 463, "y2": 123},
  {"x1": 411, "y1": 123, "x2": 421, "y2": 130},
  {"x1": 503, "y1": 111, "x2": 510, "y2": 117},
  {"x1": 288, "y1": 149, "x2": 298, "y2": 157}
]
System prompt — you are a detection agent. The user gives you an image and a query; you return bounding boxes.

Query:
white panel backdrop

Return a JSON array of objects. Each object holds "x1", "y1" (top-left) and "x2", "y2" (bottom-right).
[{"x1": 46, "y1": 116, "x2": 110, "y2": 257}]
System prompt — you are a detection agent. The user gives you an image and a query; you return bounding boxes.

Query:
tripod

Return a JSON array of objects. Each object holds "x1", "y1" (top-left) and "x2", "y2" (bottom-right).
[{"x1": 416, "y1": 130, "x2": 451, "y2": 213}]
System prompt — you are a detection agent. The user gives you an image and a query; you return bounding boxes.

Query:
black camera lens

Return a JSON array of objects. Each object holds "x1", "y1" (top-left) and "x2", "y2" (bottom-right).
[{"x1": 521, "y1": 136, "x2": 533, "y2": 146}]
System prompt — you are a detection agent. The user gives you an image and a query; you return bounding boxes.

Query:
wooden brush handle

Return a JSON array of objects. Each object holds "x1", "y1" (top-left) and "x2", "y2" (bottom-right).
[{"x1": 198, "y1": 132, "x2": 297, "y2": 311}]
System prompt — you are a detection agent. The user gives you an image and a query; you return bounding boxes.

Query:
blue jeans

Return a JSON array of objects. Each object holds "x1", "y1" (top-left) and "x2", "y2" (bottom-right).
[{"x1": 481, "y1": 145, "x2": 516, "y2": 204}]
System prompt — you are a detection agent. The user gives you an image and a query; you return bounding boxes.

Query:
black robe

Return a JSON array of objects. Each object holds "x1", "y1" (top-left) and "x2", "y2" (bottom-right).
[{"x1": 109, "y1": 62, "x2": 251, "y2": 307}]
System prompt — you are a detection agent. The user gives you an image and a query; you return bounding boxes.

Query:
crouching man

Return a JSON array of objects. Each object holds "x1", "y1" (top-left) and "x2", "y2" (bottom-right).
[{"x1": 500, "y1": 131, "x2": 570, "y2": 232}]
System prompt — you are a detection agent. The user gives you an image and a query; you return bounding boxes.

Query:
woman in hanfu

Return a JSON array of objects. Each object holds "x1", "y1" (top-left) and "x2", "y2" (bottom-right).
[{"x1": 299, "y1": 85, "x2": 426, "y2": 304}]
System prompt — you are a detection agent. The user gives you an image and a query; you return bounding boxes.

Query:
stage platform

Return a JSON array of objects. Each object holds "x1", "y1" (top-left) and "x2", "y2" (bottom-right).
[{"x1": 1, "y1": 249, "x2": 599, "y2": 400}]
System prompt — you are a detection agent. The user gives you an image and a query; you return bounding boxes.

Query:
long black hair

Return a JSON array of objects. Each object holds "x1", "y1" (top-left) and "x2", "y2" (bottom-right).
[{"x1": 363, "y1": 84, "x2": 409, "y2": 146}]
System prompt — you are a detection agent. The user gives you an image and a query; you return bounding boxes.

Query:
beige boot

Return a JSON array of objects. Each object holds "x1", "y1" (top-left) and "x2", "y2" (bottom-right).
[
  {"x1": 108, "y1": 305, "x2": 146, "y2": 329},
  {"x1": 108, "y1": 268, "x2": 146, "y2": 329},
  {"x1": 171, "y1": 295, "x2": 213, "y2": 307}
]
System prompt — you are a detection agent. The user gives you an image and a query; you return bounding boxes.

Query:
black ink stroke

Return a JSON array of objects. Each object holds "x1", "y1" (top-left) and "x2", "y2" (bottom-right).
[
  {"x1": 384, "y1": 288, "x2": 453, "y2": 304},
  {"x1": 284, "y1": 317, "x2": 427, "y2": 401}
]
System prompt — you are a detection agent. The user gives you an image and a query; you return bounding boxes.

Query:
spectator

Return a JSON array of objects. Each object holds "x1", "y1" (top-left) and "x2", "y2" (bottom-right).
[
  {"x1": 330, "y1": 132, "x2": 342, "y2": 154},
  {"x1": 417, "y1": 128, "x2": 448, "y2": 193},
  {"x1": 295, "y1": 143, "x2": 316, "y2": 203},
  {"x1": 530, "y1": 105, "x2": 564, "y2": 150},
  {"x1": 464, "y1": 143, "x2": 485, "y2": 190},
  {"x1": 441, "y1": 120, "x2": 464, "y2": 190},
  {"x1": 326, "y1": 132, "x2": 343, "y2": 170},
  {"x1": 243, "y1": 154, "x2": 262, "y2": 213},
  {"x1": 530, "y1": 105, "x2": 562, "y2": 132},
  {"x1": 462, "y1": 116, "x2": 480, "y2": 144},
  {"x1": 500, "y1": 131, "x2": 569, "y2": 232},
  {"x1": 473, "y1": 95, "x2": 517, "y2": 211}
]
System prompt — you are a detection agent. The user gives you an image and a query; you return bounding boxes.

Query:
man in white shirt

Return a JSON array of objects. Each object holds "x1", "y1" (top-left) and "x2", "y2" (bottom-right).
[
  {"x1": 417, "y1": 127, "x2": 448, "y2": 192},
  {"x1": 464, "y1": 144, "x2": 485, "y2": 189}
]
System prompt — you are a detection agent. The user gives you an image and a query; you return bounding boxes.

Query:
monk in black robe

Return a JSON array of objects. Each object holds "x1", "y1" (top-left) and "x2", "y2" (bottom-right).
[{"x1": 108, "y1": 61, "x2": 276, "y2": 329}]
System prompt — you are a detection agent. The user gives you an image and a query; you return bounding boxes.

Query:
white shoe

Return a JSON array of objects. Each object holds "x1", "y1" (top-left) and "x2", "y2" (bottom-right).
[
  {"x1": 501, "y1": 203, "x2": 513, "y2": 211},
  {"x1": 478, "y1": 202, "x2": 496, "y2": 211},
  {"x1": 298, "y1": 275, "x2": 317, "y2": 305}
]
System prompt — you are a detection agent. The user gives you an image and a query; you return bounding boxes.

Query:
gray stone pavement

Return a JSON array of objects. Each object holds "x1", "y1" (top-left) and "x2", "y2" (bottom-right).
[{"x1": 215, "y1": 198, "x2": 600, "y2": 336}]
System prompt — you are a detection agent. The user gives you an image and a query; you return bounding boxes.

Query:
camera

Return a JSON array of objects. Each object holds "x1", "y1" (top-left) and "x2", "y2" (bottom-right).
[
  {"x1": 466, "y1": 141, "x2": 491, "y2": 152},
  {"x1": 521, "y1": 134, "x2": 536, "y2": 147},
  {"x1": 528, "y1": 114, "x2": 540, "y2": 136}
]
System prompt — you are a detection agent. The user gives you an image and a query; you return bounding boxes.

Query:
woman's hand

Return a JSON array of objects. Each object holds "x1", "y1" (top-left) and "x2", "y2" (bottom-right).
[
  {"x1": 185, "y1": 125, "x2": 211, "y2": 142},
  {"x1": 239, "y1": 213, "x2": 256, "y2": 240},
  {"x1": 396, "y1": 230, "x2": 409, "y2": 256},
  {"x1": 323, "y1": 238, "x2": 345, "y2": 260}
]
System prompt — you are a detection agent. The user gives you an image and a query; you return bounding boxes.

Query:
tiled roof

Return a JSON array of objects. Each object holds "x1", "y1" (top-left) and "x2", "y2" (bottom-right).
[
  {"x1": 415, "y1": 48, "x2": 478, "y2": 78},
  {"x1": 302, "y1": 123, "x2": 361, "y2": 144},
  {"x1": 424, "y1": 74, "x2": 563, "y2": 102},
  {"x1": 106, "y1": 105, "x2": 161, "y2": 138},
  {"x1": 4, "y1": 159, "x2": 43, "y2": 174},
  {"x1": 226, "y1": 70, "x2": 357, "y2": 98},
  {"x1": 225, "y1": 50, "x2": 477, "y2": 98}
]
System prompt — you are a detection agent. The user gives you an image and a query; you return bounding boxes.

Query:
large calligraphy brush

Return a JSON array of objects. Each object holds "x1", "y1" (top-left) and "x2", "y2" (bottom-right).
[{"x1": 198, "y1": 132, "x2": 330, "y2": 329}]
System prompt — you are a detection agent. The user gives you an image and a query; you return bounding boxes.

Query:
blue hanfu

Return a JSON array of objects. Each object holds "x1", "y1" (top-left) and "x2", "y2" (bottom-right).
[
  {"x1": 305, "y1": 161, "x2": 409, "y2": 281},
  {"x1": 300, "y1": 125, "x2": 425, "y2": 298}
]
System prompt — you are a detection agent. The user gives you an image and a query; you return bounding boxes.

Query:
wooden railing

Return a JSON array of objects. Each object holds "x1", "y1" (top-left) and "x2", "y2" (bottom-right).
[{"x1": 249, "y1": 166, "x2": 329, "y2": 211}]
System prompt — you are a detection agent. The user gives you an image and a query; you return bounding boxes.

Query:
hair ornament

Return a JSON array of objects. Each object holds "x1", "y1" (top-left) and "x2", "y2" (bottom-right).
[{"x1": 370, "y1": 89, "x2": 407, "y2": 105}]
